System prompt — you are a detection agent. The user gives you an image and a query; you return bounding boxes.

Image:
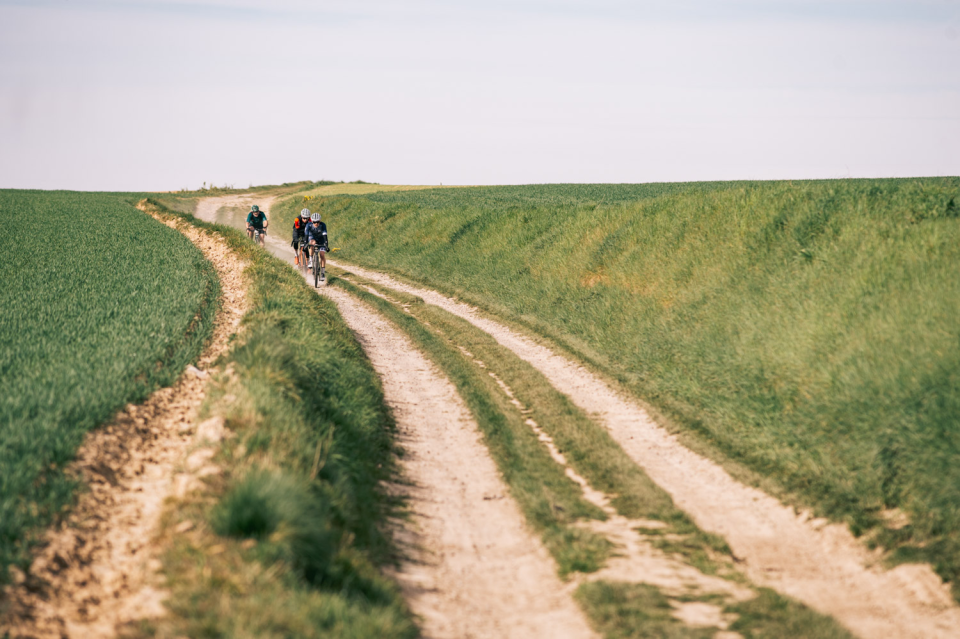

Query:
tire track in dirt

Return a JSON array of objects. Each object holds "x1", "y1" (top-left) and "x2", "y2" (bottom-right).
[
  {"x1": 1, "y1": 208, "x2": 248, "y2": 639},
  {"x1": 360, "y1": 282, "x2": 758, "y2": 628},
  {"x1": 192, "y1": 195, "x2": 596, "y2": 639},
  {"x1": 328, "y1": 260, "x2": 960, "y2": 639},
  {"x1": 319, "y1": 286, "x2": 596, "y2": 639}
]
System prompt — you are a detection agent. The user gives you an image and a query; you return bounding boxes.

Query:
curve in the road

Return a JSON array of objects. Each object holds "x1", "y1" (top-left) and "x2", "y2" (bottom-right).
[
  {"x1": 327, "y1": 260, "x2": 960, "y2": 639},
  {"x1": 194, "y1": 195, "x2": 596, "y2": 639}
]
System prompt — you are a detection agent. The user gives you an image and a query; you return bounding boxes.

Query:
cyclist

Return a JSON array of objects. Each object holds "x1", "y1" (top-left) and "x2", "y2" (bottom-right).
[
  {"x1": 292, "y1": 208, "x2": 310, "y2": 266},
  {"x1": 246, "y1": 204, "x2": 268, "y2": 245},
  {"x1": 305, "y1": 211, "x2": 328, "y2": 280}
]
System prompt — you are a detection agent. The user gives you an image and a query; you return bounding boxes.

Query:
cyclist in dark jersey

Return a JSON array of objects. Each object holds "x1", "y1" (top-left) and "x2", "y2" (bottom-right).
[
  {"x1": 246, "y1": 204, "x2": 268, "y2": 244},
  {"x1": 305, "y1": 211, "x2": 328, "y2": 280},
  {"x1": 292, "y1": 208, "x2": 310, "y2": 266}
]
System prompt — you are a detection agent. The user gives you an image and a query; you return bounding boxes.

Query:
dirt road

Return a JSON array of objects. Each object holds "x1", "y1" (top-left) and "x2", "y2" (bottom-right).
[
  {"x1": 193, "y1": 195, "x2": 597, "y2": 638},
  {"x1": 328, "y1": 260, "x2": 960, "y2": 639},
  {"x1": 191, "y1": 193, "x2": 960, "y2": 638}
]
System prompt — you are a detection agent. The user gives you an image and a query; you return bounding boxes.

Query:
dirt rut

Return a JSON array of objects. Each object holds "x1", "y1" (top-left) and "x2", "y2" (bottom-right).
[
  {"x1": 330, "y1": 260, "x2": 960, "y2": 639},
  {"x1": 317, "y1": 286, "x2": 596, "y2": 638},
  {"x1": 1, "y1": 210, "x2": 248, "y2": 639}
]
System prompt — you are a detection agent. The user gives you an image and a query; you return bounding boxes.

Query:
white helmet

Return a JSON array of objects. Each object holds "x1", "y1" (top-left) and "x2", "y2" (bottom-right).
[
  {"x1": 310, "y1": 212, "x2": 321, "y2": 222},
  {"x1": 300, "y1": 208, "x2": 310, "y2": 218}
]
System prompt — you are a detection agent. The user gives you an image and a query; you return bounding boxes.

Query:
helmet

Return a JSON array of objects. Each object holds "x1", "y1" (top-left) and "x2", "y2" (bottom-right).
[
  {"x1": 251, "y1": 205, "x2": 259, "y2": 212},
  {"x1": 311, "y1": 212, "x2": 321, "y2": 222},
  {"x1": 300, "y1": 208, "x2": 310, "y2": 218}
]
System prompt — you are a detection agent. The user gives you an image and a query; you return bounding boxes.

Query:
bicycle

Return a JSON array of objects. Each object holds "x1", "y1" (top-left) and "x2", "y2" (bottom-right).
[
  {"x1": 251, "y1": 227, "x2": 266, "y2": 247},
  {"x1": 311, "y1": 245, "x2": 322, "y2": 287}
]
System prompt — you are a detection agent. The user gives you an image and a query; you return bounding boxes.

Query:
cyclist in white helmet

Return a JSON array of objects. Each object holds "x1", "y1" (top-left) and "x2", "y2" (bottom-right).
[
  {"x1": 292, "y1": 208, "x2": 311, "y2": 266},
  {"x1": 305, "y1": 211, "x2": 328, "y2": 280}
]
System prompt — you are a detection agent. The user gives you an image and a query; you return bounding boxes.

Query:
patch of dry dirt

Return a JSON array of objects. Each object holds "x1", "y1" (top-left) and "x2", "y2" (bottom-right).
[
  {"x1": 330, "y1": 260, "x2": 960, "y2": 639},
  {"x1": 0, "y1": 208, "x2": 248, "y2": 639}
]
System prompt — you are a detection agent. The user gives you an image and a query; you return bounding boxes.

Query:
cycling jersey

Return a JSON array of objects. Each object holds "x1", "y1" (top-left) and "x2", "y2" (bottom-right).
[
  {"x1": 305, "y1": 220, "x2": 327, "y2": 245},
  {"x1": 247, "y1": 211, "x2": 267, "y2": 229}
]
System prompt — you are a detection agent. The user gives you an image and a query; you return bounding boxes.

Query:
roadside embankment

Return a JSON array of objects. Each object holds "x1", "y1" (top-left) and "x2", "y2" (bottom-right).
[
  {"x1": 1, "y1": 205, "x2": 246, "y2": 638},
  {"x1": 123, "y1": 199, "x2": 417, "y2": 638},
  {"x1": 274, "y1": 178, "x2": 960, "y2": 597},
  {"x1": 0, "y1": 190, "x2": 218, "y2": 591}
]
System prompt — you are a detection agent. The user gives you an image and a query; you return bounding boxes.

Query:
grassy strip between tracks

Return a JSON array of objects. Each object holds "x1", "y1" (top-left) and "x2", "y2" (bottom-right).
[
  {"x1": 123, "y1": 201, "x2": 415, "y2": 639},
  {"x1": 330, "y1": 274, "x2": 614, "y2": 576},
  {"x1": 279, "y1": 178, "x2": 960, "y2": 598},
  {"x1": 331, "y1": 270, "x2": 853, "y2": 639},
  {"x1": 0, "y1": 190, "x2": 219, "y2": 584}
]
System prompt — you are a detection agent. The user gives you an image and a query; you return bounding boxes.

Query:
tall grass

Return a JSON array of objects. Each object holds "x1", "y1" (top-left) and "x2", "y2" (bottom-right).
[
  {"x1": 0, "y1": 190, "x2": 218, "y2": 581},
  {"x1": 274, "y1": 178, "x2": 960, "y2": 594},
  {"x1": 134, "y1": 200, "x2": 415, "y2": 638}
]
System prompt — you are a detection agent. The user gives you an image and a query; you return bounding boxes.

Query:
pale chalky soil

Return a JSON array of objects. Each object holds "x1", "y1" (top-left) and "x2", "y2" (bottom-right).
[{"x1": 319, "y1": 285, "x2": 596, "y2": 639}]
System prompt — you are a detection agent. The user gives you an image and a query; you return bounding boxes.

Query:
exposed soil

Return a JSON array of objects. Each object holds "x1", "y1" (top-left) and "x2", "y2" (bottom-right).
[
  {"x1": 363, "y1": 282, "x2": 754, "y2": 631},
  {"x1": 329, "y1": 260, "x2": 960, "y2": 639},
  {"x1": 318, "y1": 285, "x2": 597, "y2": 639},
  {"x1": 0, "y1": 209, "x2": 248, "y2": 639},
  {"x1": 455, "y1": 341, "x2": 754, "y2": 630},
  {"x1": 188, "y1": 194, "x2": 598, "y2": 638}
]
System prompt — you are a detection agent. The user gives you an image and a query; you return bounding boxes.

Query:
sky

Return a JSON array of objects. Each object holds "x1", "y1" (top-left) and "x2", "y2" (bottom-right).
[{"x1": 0, "y1": 0, "x2": 958, "y2": 190}]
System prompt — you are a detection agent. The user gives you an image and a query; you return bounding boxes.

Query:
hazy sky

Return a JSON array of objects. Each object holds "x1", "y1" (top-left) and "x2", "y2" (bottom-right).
[{"x1": 1, "y1": 0, "x2": 958, "y2": 190}]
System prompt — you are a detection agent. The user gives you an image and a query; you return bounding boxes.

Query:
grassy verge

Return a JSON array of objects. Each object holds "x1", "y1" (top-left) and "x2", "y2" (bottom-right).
[
  {"x1": 122, "y1": 201, "x2": 416, "y2": 638},
  {"x1": 344, "y1": 273, "x2": 729, "y2": 566},
  {"x1": 0, "y1": 190, "x2": 218, "y2": 583},
  {"x1": 277, "y1": 178, "x2": 960, "y2": 597},
  {"x1": 576, "y1": 583, "x2": 852, "y2": 639},
  {"x1": 330, "y1": 275, "x2": 613, "y2": 575},
  {"x1": 330, "y1": 269, "x2": 853, "y2": 638}
]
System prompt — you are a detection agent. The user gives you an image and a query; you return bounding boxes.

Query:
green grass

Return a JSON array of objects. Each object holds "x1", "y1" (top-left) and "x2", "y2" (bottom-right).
[
  {"x1": 575, "y1": 582, "x2": 854, "y2": 639},
  {"x1": 333, "y1": 271, "x2": 852, "y2": 637},
  {"x1": 575, "y1": 582, "x2": 716, "y2": 639},
  {"x1": 0, "y1": 190, "x2": 218, "y2": 582},
  {"x1": 331, "y1": 275, "x2": 613, "y2": 576},
  {"x1": 273, "y1": 178, "x2": 960, "y2": 595},
  {"x1": 347, "y1": 274, "x2": 725, "y2": 555},
  {"x1": 126, "y1": 200, "x2": 416, "y2": 638}
]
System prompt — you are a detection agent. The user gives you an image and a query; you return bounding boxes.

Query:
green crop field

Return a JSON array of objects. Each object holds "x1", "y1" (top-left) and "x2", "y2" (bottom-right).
[
  {"x1": 0, "y1": 190, "x2": 218, "y2": 577},
  {"x1": 134, "y1": 200, "x2": 416, "y2": 638},
  {"x1": 275, "y1": 177, "x2": 960, "y2": 595}
]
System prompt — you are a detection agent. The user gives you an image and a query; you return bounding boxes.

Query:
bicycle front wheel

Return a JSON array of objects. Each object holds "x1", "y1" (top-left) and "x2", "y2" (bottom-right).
[{"x1": 313, "y1": 251, "x2": 320, "y2": 287}]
